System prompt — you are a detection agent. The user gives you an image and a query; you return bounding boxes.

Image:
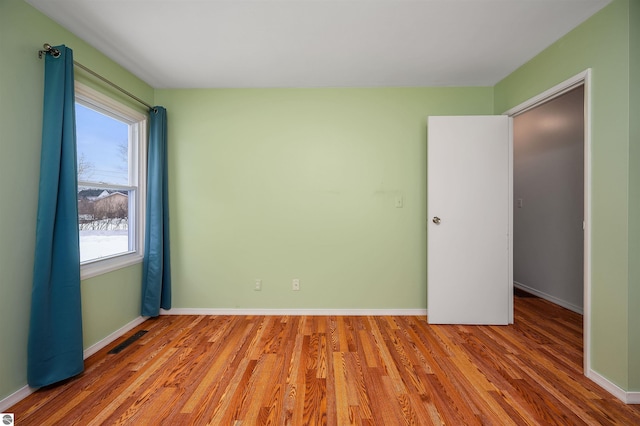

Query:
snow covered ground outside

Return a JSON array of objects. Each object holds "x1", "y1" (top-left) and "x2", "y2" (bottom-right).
[{"x1": 80, "y1": 230, "x2": 128, "y2": 262}]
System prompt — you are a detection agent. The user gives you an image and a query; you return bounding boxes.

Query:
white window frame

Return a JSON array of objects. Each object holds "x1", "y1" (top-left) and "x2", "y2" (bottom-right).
[{"x1": 75, "y1": 82, "x2": 147, "y2": 279}]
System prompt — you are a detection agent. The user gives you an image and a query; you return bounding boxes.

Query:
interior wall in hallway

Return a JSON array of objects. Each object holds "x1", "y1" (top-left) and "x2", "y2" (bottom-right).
[{"x1": 513, "y1": 86, "x2": 585, "y2": 313}]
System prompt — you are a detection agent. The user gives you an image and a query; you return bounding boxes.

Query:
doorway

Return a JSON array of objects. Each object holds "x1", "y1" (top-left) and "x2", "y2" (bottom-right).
[
  {"x1": 512, "y1": 85, "x2": 585, "y2": 314},
  {"x1": 505, "y1": 70, "x2": 591, "y2": 372}
]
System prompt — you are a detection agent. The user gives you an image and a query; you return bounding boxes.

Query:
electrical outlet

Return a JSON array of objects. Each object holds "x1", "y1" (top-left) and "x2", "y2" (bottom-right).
[
  {"x1": 292, "y1": 278, "x2": 300, "y2": 291},
  {"x1": 255, "y1": 279, "x2": 262, "y2": 291}
]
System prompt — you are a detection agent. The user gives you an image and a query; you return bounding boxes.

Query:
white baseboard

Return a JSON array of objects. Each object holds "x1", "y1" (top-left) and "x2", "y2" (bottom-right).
[
  {"x1": 0, "y1": 315, "x2": 147, "y2": 412},
  {"x1": 627, "y1": 392, "x2": 640, "y2": 404},
  {"x1": 0, "y1": 385, "x2": 36, "y2": 412},
  {"x1": 160, "y1": 308, "x2": 428, "y2": 316},
  {"x1": 83, "y1": 316, "x2": 147, "y2": 358},
  {"x1": 587, "y1": 369, "x2": 640, "y2": 404},
  {"x1": 513, "y1": 281, "x2": 583, "y2": 315}
]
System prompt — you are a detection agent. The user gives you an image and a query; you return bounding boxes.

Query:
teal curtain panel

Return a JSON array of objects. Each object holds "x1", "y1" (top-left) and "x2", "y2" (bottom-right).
[
  {"x1": 28, "y1": 45, "x2": 84, "y2": 387},
  {"x1": 141, "y1": 106, "x2": 172, "y2": 316}
]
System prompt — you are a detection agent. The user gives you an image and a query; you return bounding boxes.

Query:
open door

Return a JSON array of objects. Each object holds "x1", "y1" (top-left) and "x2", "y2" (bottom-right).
[{"x1": 427, "y1": 115, "x2": 512, "y2": 325}]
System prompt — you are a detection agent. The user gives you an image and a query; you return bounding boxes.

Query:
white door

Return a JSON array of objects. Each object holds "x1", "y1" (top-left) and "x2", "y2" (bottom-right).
[{"x1": 427, "y1": 116, "x2": 512, "y2": 325}]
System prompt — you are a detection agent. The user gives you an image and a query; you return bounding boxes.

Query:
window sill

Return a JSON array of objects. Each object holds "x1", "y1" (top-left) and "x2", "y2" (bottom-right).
[{"x1": 81, "y1": 252, "x2": 144, "y2": 280}]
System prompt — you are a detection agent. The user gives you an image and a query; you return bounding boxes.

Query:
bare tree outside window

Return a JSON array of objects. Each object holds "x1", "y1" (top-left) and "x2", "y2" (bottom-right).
[{"x1": 78, "y1": 152, "x2": 94, "y2": 181}]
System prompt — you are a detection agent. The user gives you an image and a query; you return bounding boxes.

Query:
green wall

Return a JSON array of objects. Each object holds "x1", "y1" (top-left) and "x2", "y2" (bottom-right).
[
  {"x1": 495, "y1": 0, "x2": 638, "y2": 391},
  {"x1": 155, "y1": 87, "x2": 493, "y2": 309},
  {"x1": 0, "y1": 0, "x2": 153, "y2": 401},
  {"x1": 628, "y1": 0, "x2": 640, "y2": 391}
]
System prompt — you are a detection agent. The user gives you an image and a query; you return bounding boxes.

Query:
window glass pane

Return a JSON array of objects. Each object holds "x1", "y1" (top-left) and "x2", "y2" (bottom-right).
[
  {"x1": 74, "y1": 83, "x2": 145, "y2": 274},
  {"x1": 76, "y1": 103, "x2": 129, "y2": 185},
  {"x1": 78, "y1": 186, "x2": 131, "y2": 262}
]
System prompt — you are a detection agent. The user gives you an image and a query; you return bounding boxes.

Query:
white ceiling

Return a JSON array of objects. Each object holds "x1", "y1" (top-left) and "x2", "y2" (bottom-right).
[{"x1": 26, "y1": 0, "x2": 610, "y2": 89}]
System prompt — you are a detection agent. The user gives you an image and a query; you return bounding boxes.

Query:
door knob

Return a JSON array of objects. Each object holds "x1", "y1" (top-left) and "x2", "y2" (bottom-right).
[{"x1": 432, "y1": 216, "x2": 441, "y2": 224}]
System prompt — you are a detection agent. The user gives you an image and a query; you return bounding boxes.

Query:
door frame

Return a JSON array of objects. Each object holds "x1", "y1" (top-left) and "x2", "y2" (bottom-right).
[{"x1": 503, "y1": 69, "x2": 592, "y2": 374}]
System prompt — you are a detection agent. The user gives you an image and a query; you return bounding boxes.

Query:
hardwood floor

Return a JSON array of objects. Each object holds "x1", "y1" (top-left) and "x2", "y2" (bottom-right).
[{"x1": 9, "y1": 296, "x2": 640, "y2": 425}]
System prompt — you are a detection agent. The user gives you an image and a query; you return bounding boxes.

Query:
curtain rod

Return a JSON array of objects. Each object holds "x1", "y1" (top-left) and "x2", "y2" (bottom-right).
[{"x1": 39, "y1": 43, "x2": 155, "y2": 112}]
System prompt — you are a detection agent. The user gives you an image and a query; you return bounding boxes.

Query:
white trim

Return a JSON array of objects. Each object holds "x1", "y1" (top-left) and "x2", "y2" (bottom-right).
[
  {"x1": 628, "y1": 392, "x2": 640, "y2": 405},
  {"x1": 514, "y1": 281, "x2": 583, "y2": 315},
  {"x1": 76, "y1": 82, "x2": 147, "y2": 124},
  {"x1": 161, "y1": 308, "x2": 428, "y2": 316},
  {"x1": 81, "y1": 253, "x2": 143, "y2": 280},
  {"x1": 75, "y1": 82, "x2": 147, "y2": 279},
  {"x1": 503, "y1": 71, "x2": 589, "y2": 117},
  {"x1": 503, "y1": 68, "x2": 592, "y2": 383},
  {"x1": 508, "y1": 117, "x2": 514, "y2": 324},
  {"x1": 0, "y1": 316, "x2": 147, "y2": 412},
  {"x1": 83, "y1": 316, "x2": 147, "y2": 358},
  {"x1": 583, "y1": 70, "x2": 593, "y2": 379},
  {"x1": 587, "y1": 369, "x2": 640, "y2": 404},
  {"x1": 0, "y1": 385, "x2": 36, "y2": 412}
]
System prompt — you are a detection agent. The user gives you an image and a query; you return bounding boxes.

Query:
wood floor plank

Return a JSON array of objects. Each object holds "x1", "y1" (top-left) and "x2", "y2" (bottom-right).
[
  {"x1": 332, "y1": 352, "x2": 353, "y2": 425},
  {"x1": 9, "y1": 296, "x2": 640, "y2": 425},
  {"x1": 408, "y1": 391, "x2": 443, "y2": 426},
  {"x1": 344, "y1": 352, "x2": 373, "y2": 420},
  {"x1": 358, "y1": 328, "x2": 380, "y2": 369},
  {"x1": 316, "y1": 333, "x2": 329, "y2": 380},
  {"x1": 302, "y1": 372, "x2": 327, "y2": 425}
]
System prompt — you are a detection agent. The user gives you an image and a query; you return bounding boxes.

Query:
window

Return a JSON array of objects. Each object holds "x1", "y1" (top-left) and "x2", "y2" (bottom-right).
[{"x1": 75, "y1": 83, "x2": 147, "y2": 278}]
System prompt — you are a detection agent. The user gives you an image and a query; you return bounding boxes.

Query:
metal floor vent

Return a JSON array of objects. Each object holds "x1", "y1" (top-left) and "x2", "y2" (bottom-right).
[{"x1": 108, "y1": 330, "x2": 148, "y2": 354}]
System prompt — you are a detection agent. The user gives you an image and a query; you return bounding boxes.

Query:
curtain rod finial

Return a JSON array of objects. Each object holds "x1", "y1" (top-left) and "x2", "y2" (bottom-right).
[{"x1": 39, "y1": 43, "x2": 61, "y2": 59}]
